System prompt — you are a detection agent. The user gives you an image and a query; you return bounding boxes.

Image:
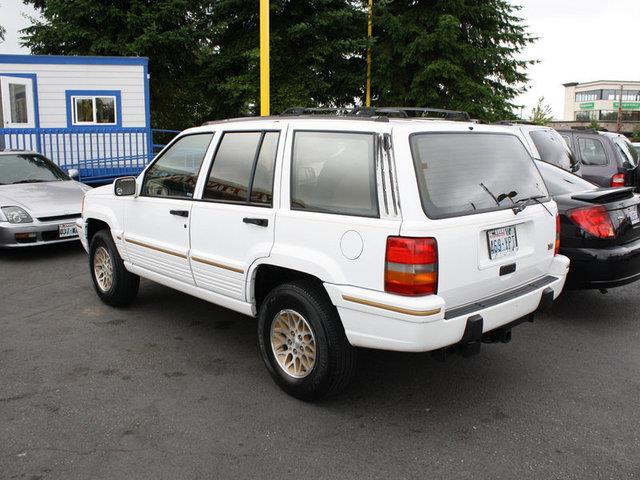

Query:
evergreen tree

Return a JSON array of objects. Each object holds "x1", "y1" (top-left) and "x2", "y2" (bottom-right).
[{"x1": 370, "y1": 0, "x2": 535, "y2": 121}]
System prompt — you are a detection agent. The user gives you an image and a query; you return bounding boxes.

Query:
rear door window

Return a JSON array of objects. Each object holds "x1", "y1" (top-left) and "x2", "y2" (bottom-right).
[
  {"x1": 577, "y1": 137, "x2": 607, "y2": 165},
  {"x1": 611, "y1": 136, "x2": 638, "y2": 169},
  {"x1": 291, "y1": 131, "x2": 378, "y2": 217},
  {"x1": 203, "y1": 131, "x2": 280, "y2": 206},
  {"x1": 410, "y1": 133, "x2": 548, "y2": 218}
]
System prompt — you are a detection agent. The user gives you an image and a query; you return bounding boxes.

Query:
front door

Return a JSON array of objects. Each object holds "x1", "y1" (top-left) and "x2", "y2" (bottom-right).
[
  {"x1": 123, "y1": 132, "x2": 215, "y2": 285},
  {"x1": 189, "y1": 129, "x2": 281, "y2": 301},
  {"x1": 0, "y1": 76, "x2": 35, "y2": 128}
]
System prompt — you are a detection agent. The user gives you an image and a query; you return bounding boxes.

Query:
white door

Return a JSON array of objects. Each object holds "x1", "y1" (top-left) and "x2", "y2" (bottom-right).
[
  {"x1": 189, "y1": 129, "x2": 281, "y2": 301},
  {"x1": 0, "y1": 76, "x2": 35, "y2": 128},
  {"x1": 122, "y1": 132, "x2": 215, "y2": 285}
]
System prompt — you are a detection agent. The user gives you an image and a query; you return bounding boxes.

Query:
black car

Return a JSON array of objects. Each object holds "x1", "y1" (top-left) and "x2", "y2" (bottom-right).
[{"x1": 536, "y1": 160, "x2": 640, "y2": 291}]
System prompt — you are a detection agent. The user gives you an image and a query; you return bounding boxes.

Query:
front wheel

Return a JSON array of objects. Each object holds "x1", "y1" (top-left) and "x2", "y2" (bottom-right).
[
  {"x1": 89, "y1": 229, "x2": 139, "y2": 307},
  {"x1": 258, "y1": 280, "x2": 357, "y2": 400}
]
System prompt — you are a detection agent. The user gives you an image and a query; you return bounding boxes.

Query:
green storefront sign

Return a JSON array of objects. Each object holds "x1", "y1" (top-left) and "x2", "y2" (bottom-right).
[
  {"x1": 613, "y1": 101, "x2": 640, "y2": 110},
  {"x1": 579, "y1": 102, "x2": 595, "y2": 109}
]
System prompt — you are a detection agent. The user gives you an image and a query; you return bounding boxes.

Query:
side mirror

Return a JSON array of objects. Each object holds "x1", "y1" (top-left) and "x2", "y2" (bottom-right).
[
  {"x1": 114, "y1": 176, "x2": 137, "y2": 196},
  {"x1": 67, "y1": 168, "x2": 79, "y2": 180}
]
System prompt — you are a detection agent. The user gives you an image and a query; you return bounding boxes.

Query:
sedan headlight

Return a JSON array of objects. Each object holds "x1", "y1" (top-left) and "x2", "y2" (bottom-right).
[{"x1": 1, "y1": 206, "x2": 33, "y2": 224}]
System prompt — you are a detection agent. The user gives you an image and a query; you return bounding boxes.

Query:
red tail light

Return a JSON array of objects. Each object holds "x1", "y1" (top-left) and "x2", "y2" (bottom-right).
[
  {"x1": 611, "y1": 173, "x2": 625, "y2": 188},
  {"x1": 385, "y1": 237, "x2": 438, "y2": 295},
  {"x1": 567, "y1": 205, "x2": 615, "y2": 239},
  {"x1": 555, "y1": 214, "x2": 561, "y2": 255}
]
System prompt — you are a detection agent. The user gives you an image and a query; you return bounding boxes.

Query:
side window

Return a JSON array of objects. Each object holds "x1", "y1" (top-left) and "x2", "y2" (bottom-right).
[
  {"x1": 291, "y1": 131, "x2": 378, "y2": 217},
  {"x1": 577, "y1": 137, "x2": 607, "y2": 166},
  {"x1": 143, "y1": 133, "x2": 213, "y2": 198},
  {"x1": 561, "y1": 135, "x2": 571, "y2": 148},
  {"x1": 203, "y1": 131, "x2": 279, "y2": 206}
]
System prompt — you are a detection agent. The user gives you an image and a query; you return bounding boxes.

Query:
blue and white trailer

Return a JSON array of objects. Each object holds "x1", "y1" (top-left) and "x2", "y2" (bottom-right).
[{"x1": 0, "y1": 54, "x2": 157, "y2": 183}]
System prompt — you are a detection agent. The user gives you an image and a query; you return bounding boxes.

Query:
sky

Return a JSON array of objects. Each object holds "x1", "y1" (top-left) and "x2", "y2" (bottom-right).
[{"x1": 1, "y1": 0, "x2": 639, "y2": 120}]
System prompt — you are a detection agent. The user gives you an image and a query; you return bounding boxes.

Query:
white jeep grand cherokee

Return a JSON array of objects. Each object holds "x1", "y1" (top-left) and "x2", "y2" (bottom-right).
[{"x1": 78, "y1": 113, "x2": 570, "y2": 399}]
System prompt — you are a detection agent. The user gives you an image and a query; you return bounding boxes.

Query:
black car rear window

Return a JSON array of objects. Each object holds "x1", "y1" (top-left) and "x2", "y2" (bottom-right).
[
  {"x1": 410, "y1": 133, "x2": 549, "y2": 219},
  {"x1": 529, "y1": 129, "x2": 580, "y2": 172},
  {"x1": 535, "y1": 160, "x2": 596, "y2": 196}
]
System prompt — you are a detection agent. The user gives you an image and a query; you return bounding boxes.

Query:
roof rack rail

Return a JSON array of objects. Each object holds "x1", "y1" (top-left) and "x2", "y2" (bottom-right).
[
  {"x1": 493, "y1": 120, "x2": 537, "y2": 126},
  {"x1": 280, "y1": 106, "x2": 471, "y2": 122}
]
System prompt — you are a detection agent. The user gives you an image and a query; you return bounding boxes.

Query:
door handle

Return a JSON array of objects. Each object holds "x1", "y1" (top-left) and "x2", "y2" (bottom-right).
[
  {"x1": 243, "y1": 217, "x2": 268, "y2": 227},
  {"x1": 170, "y1": 209, "x2": 189, "y2": 217}
]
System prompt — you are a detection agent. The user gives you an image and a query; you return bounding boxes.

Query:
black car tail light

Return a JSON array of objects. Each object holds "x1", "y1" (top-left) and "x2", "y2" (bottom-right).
[{"x1": 567, "y1": 205, "x2": 615, "y2": 239}]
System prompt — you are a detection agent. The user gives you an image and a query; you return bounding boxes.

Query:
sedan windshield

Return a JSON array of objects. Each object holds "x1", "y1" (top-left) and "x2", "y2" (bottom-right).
[
  {"x1": 535, "y1": 160, "x2": 596, "y2": 196},
  {"x1": 0, "y1": 154, "x2": 68, "y2": 185}
]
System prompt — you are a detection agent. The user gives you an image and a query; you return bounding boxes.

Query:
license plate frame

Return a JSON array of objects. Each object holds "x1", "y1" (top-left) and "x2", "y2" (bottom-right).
[
  {"x1": 487, "y1": 225, "x2": 518, "y2": 260},
  {"x1": 626, "y1": 206, "x2": 640, "y2": 226},
  {"x1": 58, "y1": 222, "x2": 78, "y2": 238}
]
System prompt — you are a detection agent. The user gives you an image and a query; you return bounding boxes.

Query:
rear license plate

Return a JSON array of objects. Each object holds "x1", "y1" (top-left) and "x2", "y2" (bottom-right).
[
  {"x1": 626, "y1": 206, "x2": 639, "y2": 226},
  {"x1": 59, "y1": 223, "x2": 78, "y2": 238},
  {"x1": 487, "y1": 226, "x2": 518, "y2": 259}
]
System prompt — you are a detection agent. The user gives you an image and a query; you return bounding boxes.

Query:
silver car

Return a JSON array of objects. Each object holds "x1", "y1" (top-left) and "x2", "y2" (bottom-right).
[{"x1": 0, "y1": 151, "x2": 91, "y2": 248}]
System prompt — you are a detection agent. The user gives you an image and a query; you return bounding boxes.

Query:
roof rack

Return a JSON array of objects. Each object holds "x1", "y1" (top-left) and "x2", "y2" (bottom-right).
[
  {"x1": 280, "y1": 106, "x2": 471, "y2": 122},
  {"x1": 493, "y1": 120, "x2": 537, "y2": 126}
]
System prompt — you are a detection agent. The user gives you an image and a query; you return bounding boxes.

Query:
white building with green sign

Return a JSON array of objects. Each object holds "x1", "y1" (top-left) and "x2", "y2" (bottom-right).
[{"x1": 563, "y1": 80, "x2": 640, "y2": 123}]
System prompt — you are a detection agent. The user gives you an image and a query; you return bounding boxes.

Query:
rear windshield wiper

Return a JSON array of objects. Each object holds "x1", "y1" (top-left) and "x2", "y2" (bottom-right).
[{"x1": 513, "y1": 195, "x2": 553, "y2": 216}]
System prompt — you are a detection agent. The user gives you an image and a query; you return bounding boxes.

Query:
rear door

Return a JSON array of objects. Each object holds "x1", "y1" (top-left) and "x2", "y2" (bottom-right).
[
  {"x1": 576, "y1": 135, "x2": 612, "y2": 187},
  {"x1": 395, "y1": 128, "x2": 558, "y2": 309},
  {"x1": 0, "y1": 76, "x2": 36, "y2": 128},
  {"x1": 188, "y1": 127, "x2": 282, "y2": 301}
]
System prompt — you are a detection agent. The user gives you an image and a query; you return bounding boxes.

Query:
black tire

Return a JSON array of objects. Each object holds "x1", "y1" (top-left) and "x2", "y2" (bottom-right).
[
  {"x1": 258, "y1": 279, "x2": 357, "y2": 400},
  {"x1": 89, "y1": 229, "x2": 139, "y2": 307}
]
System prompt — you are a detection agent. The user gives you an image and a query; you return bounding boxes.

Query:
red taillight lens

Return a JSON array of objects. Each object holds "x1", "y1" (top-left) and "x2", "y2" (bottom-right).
[
  {"x1": 385, "y1": 237, "x2": 438, "y2": 295},
  {"x1": 567, "y1": 205, "x2": 615, "y2": 239},
  {"x1": 555, "y1": 214, "x2": 561, "y2": 255},
  {"x1": 611, "y1": 173, "x2": 625, "y2": 188}
]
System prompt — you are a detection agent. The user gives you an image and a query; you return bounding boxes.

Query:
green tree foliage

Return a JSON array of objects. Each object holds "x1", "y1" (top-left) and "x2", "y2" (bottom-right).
[
  {"x1": 370, "y1": 0, "x2": 535, "y2": 121},
  {"x1": 21, "y1": 0, "x2": 367, "y2": 128},
  {"x1": 529, "y1": 96, "x2": 553, "y2": 125},
  {"x1": 21, "y1": 0, "x2": 534, "y2": 127}
]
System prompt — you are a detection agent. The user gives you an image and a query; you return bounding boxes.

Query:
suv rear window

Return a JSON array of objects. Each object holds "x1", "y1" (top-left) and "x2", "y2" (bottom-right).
[
  {"x1": 611, "y1": 136, "x2": 639, "y2": 169},
  {"x1": 410, "y1": 133, "x2": 549, "y2": 218},
  {"x1": 529, "y1": 129, "x2": 579, "y2": 172}
]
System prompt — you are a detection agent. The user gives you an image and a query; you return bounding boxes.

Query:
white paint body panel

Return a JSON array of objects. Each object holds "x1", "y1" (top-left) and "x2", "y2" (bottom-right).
[{"x1": 80, "y1": 118, "x2": 570, "y2": 351}]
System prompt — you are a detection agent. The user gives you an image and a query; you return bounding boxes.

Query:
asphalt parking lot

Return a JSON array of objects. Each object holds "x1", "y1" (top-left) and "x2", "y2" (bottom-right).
[{"x1": 1, "y1": 243, "x2": 639, "y2": 480}]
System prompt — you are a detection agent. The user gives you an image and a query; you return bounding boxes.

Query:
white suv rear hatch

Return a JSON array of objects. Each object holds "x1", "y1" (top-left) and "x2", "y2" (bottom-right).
[{"x1": 397, "y1": 127, "x2": 558, "y2": 309}]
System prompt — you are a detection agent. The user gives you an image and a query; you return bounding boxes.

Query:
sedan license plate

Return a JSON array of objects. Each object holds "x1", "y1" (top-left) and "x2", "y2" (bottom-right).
[
  {"x1": 626, "y1": 206, "x2": 640, "y2": 226},
  {"x1": 59, "y1": 223, "x2": 78, "y2": 238},
  {"x1": 487, "y1": 226, "x2": 518, "y2": 260}
]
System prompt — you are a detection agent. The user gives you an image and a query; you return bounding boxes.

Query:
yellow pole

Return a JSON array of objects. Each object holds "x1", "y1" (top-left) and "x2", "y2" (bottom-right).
[
  {"x1": 260, "y1": 0, "x2": 270, "y2": 116},
  {"x1": 365, "y1": 0, "x2": 372, "y2": 107}
]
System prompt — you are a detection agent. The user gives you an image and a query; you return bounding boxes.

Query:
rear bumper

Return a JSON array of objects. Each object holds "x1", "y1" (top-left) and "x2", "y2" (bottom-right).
[
  {"x1": 325, "y1": 255, "x2": 569, "y2": 352},
  {"x1": 563, "y1": 237, "x2": 640, "y2": 289},
  {"x1": 0, "y1": 220, "x2": 80, "y2": 248}
]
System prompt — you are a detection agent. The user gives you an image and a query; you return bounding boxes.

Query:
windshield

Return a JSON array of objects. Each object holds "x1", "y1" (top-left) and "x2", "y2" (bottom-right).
[
  {"x1": 0, "y1": 154, "x2": 68, "y2": 185},
  {"x1": 410, "y1": 133, "x2": 549, "y2": 218},
  {"x1": 535, "y1": 160, "x2": 596, "y2": 196},
  {"x1": 529, "y1": 129, "x2": 580, "y2": 172},
  {"x1": 611, "y1": 136, "x2": 638, "y2": 169}
]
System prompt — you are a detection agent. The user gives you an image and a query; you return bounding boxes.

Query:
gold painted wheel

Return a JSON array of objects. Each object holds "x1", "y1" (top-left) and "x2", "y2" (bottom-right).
[
  {"x1": 270, "y1": 309, "x2": 317, "y2": 379},
  {"x1": 93, "y1": 246, "x2": 114, "y2": 292}
]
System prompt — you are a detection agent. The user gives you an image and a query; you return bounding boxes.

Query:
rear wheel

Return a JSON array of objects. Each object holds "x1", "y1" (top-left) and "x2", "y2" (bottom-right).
[
  {"x1": 258, "y1": 280, "x2": 357, "y2": 400},
  {"x1": 89, "y1": 229, "x2": 139, "y2": 307}
]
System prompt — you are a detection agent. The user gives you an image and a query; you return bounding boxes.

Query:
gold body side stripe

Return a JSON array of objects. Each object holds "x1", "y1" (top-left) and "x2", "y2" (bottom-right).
[
  {"x1": 191, "y1": 255, "x2": 244, "y2": 274},
  {"x1": 342, "y1": 295, "x2": 441, "y2": 317},
  {"x1": 124, "y1": 237, "x2": 187, "y2": 259}
]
